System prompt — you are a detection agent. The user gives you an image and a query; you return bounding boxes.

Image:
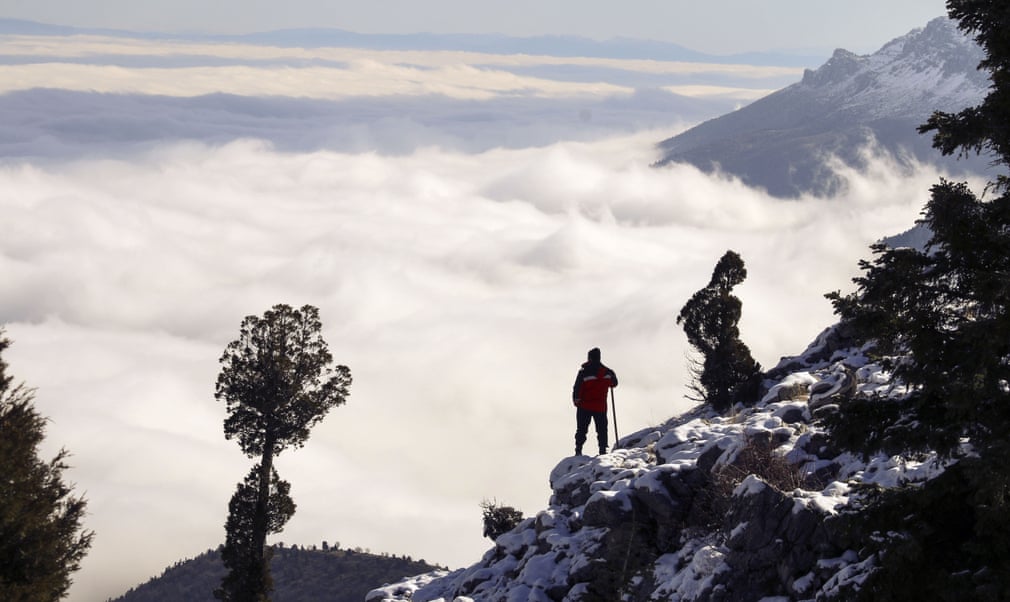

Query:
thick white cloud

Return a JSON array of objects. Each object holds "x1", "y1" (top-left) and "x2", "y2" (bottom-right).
[{"x1": 1, "y1": 131, "x2": 947, "y2": 601}]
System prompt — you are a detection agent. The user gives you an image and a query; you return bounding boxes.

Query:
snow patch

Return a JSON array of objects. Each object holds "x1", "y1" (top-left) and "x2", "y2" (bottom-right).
[{"x1": 734, "y1": 474, "x2": 767, "y2": 497}]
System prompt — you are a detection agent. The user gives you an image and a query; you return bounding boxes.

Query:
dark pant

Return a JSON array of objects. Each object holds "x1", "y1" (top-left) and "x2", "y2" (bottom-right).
[{"x1": 575, "y1": 407, "x2": 608, "y2": 454}]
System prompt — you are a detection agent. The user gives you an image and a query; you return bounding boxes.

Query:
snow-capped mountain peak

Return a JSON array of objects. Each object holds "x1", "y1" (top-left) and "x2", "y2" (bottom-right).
[
  {"x1": 657, "y1": 17, "x2": 989, "y2": 198},
  {"x1": 799, "y1": 17, "x2": 986, "y2": 117}
]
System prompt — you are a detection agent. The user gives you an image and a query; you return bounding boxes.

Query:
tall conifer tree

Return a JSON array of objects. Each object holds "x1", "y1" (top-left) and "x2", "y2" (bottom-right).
[
  {"x1": 214, "y1": 305, "x2": 351, "y2": 601},
  {"x1": 826, "y1": 2, "x2": 1010, "y2": 598},
  {"x1": 0, "y1": 329, "x2": 93, "y2": 601}
]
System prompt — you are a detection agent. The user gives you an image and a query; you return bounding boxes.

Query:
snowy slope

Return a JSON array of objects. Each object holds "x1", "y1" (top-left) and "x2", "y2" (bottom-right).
[
  {"x1": 367, "y1": 325, "x2": 946, "y2": 601},
  {"x1": 656, "y1": 17, "x2": 989, "y2": 198},
  {"x1": 802, "y1": 17, "x2": 982, "y2": 117}
]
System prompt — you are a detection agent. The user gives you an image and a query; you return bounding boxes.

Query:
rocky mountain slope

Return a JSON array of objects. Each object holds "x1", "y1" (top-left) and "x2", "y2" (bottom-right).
[
  {"x1": 656, "y1": 17, "x2": 990, "y2": 198},
  {"x1": 367, "y1": 326, "x2": 943, "y2": 601}
]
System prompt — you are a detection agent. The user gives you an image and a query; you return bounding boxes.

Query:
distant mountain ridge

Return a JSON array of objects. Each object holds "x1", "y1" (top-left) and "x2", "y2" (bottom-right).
[
  {"x1": 656, "y1": 17, "x2": 990, "y2": 197},
  {"x1": 0, "y1": 18, "x2": 822, "y2": 67}
]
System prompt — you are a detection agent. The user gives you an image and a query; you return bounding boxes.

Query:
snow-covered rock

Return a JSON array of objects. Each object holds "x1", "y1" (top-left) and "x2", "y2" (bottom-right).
[{"x1": 368, "y1": 323, "x2": 947, "y2": 601}]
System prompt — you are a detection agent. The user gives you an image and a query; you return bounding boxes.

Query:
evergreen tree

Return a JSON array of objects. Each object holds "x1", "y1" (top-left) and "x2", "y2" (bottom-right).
[
  {"x1": 677, "y1": 250, "x2": 762, "y2": 412},
  {"x1": 214, "y1": 304, "x2": 351, "y2": 601},
  {"x1": 825, "y1": 2, "x2": 1010, "y2": 598},
  {"x1": 216, "y1": 466, "x2": 294, "y2": 602},
  {"x1": 0, "y1": 329, "x2": 93, "y2": 601}
]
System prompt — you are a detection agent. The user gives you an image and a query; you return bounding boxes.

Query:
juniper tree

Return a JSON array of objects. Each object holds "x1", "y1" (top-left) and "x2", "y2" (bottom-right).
[
  {"x1": 677, "y1": 250, "x2": 762, "y2": 412},
  {"x1": 0, "y1": 329, "x2": 93, "y2": 601},
  {"x1": 214, "y1": 304, "x2": 351, "y2": 602},
  {"x1": 824, "y1": 2, "x2": 1010, "y2": 598}
]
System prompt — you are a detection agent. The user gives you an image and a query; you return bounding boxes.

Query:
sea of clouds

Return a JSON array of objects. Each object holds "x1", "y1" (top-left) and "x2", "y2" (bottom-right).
[{"x1": 0, "y1": 32, "x2": 957, "y2": 601}]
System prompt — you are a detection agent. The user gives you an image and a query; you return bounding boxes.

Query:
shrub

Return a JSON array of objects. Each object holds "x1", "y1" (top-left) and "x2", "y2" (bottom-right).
[
  {"x1": 480, "y1": 499, "x2": 524, "y2": 540},
  {"x1": 687, "y1": 437, "x2": 811, "y2": 529}
]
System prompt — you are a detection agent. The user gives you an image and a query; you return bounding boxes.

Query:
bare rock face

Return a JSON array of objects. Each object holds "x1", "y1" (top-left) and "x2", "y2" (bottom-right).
[{"x1": 712, "y1": 476, "x2": 845, "y2": 601}]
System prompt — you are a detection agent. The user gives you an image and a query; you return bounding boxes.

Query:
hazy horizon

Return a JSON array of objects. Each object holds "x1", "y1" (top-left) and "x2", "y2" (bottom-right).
[{"x1": 2, "y1": 0, "x2": 946, "y2": 55}]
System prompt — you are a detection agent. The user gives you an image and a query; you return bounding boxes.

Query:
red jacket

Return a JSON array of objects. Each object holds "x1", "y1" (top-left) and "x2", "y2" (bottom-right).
[{"x1": 573, "y1": 362, "x2": 618, "y2": 413}]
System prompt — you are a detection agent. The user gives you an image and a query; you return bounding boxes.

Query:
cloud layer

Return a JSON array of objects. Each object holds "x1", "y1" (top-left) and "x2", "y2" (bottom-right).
[
  {"x1": 0, "y1": 31, "x2": 957, "y2": 602},
  {"x1": 2, "y1": 133, "x2": 942, "y2": 601},
  {"x1": 0, "y1": 33, "x2": 797, "y2": 162}
]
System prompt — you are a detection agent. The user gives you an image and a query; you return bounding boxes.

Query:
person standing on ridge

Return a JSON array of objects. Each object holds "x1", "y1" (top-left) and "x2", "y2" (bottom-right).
[{"x1": 572, "y1": 347, "x2": 618, "y2": 456}]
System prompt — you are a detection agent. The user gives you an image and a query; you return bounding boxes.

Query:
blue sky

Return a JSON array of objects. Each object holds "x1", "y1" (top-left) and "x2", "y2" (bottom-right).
[{"x1": 4, "y1": 0, "x2": 947, "y2": 55}]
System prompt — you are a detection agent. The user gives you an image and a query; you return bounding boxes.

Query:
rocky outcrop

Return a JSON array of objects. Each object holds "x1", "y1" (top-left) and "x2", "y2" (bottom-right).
[
  {"x1": 714, "y1": 476, "x2": 846, "y2": 600},
  {"x1": 368, "y1": 324, "x2": 942, "y2": 602}
]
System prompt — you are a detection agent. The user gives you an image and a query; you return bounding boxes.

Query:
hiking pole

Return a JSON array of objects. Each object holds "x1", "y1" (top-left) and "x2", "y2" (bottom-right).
[{"x1": 610, "y1": 388, "x2": 619, "y2": 450}]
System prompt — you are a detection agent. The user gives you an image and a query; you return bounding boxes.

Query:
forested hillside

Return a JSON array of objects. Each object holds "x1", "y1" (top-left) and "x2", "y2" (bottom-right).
[{"x1": 110, "y1": 545, "x2": 441, "y2": 602}]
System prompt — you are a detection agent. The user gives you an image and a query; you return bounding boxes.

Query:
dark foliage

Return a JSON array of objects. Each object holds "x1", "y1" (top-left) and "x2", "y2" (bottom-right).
[
  {"x1": 110, "y1": 546, "x2": 442, "y2": 602},
  {"x1": 215, "y1": 466, "x2": 296, "y2": 601},
  {"x1": 824, "y1": 1, "x2": 1010, "y2": 598},
  {"x1": 480, "y1": 499, "x2": 524, "y2": 540},
  {"x1": 216, "y1": 304, "x2": 352, "y2": 460},
  {"x1": 215, "y1": 304, "x2": 351, "y2": 602},
  {"x1": 832, "y1": 459, "x2": 1010, "y2": 602},
  {"x1": 827, "y1": 178, "x2": 1010, "y2": 459},
  {"x1": 920, "y1": 0, "x2": 1010, "y2": 190},
  {"x1": 677, "y1": 250, "x2": 762, "y2": 412},
  {"x1": 0, "y1": 330, "x2": 93, "y2": 601}
]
